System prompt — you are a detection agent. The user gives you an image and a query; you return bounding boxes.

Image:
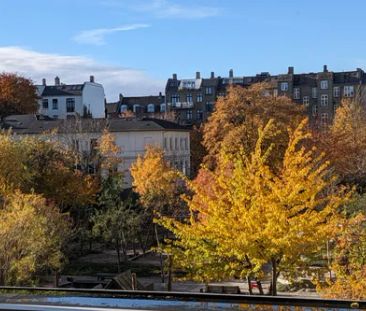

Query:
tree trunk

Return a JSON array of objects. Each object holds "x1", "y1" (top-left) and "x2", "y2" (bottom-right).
[
  {"x1": 247, "y1": 276, "x2": 253, "y2": 295},
  {"x1": 271, "y1": 259, "x2": 277, "y2": 296},
  {"x1": 256, "y1": 279, "x2": 264, "y2": 295},
  {"x1": 167, "y1": 255, "x2": 173, "y2": 291},
  {"x1": 154, "y1": 224, "x2": 165, "y2": 283},
  {"x1": 116, "y1": 242, "x2": 121, "y2": 273}
]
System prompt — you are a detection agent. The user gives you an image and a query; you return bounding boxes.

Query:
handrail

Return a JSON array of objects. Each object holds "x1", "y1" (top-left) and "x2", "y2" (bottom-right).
[{"x1": 0, "y1": 286, "x2": 364, "y2": 309}]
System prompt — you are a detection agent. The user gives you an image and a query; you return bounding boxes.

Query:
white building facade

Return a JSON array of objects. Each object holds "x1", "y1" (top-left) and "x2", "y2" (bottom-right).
[
  {"x1": 5, "y1": 116, "x2": 190, "y2": 188},
  {"x1": 36, "y1": 76, "x2": 105, "y2": 119}
]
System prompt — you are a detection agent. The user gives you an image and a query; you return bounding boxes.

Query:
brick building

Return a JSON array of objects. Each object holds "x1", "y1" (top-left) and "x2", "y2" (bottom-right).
[{"x1": 165, "y1": 66, "x2": 366, "y2": 126}]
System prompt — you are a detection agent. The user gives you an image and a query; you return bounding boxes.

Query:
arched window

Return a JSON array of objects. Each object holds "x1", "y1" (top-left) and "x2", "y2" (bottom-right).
[{"x1": 147, "y1": 103, "x2": 155, "y2": 113}]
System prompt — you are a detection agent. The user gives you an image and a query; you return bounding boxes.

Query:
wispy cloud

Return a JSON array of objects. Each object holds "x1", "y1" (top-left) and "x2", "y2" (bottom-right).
[
  {"x1": 0, "y1": 46, "x2": 164, "y2": 100},
  {"x1": 102, "y1": 0, "x2": 220, "y2": 19},
  {"x1": 73, "y1": 24, "x2": 150, "y2": 45}
]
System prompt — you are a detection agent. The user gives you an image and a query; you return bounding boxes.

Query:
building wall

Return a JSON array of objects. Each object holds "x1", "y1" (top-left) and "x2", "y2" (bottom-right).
[
  {"x1": 14, "y1": 129, "x2": 190, "y2": 188},
  {"x1": 82, "y1": 83, "x2": 105, "y2": 118},
  {"x1": 39, "y1": 95, "x2": 83, "y2": 119}
]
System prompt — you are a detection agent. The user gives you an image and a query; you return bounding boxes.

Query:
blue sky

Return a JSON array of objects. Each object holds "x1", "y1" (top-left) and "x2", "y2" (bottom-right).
[{"x1": 0, "y1": 0, "x2": 366, "y2": 100}]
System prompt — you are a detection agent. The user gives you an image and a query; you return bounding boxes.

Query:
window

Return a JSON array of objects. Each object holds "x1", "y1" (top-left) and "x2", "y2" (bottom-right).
[
  {"x1": 185, "y1": 138, "x2": 188, "y2": 150},
  {"x1": 320, "y1": 94, "x2": 328, "y2": 107},
  {"x1": 52, "y1": 99, "x2": 58, "y2": 110},
  {"x1": 320, "y1": 80, "x2": 328, "y2": 90},
  {"x1": 186, "y1": 110, "x2": 193, "y2": 120},
  {"x1": 42, "y1": 99, "x2": 48, "y2": 109},
  {"x1": 333, "y1": 86, "x2": 340, "y2": 97},
  {"x1": 321, "y1": 113, "x2": 329, "y2": 126},
  {"x1": 144, "y1": 137, "x2": 153, "y2": 148},
  {"x1": 196, "y1": 110, "x2": 203, "y2": 121},
  {"x1": 280, "y1": 82, "x2": 288, "y2": 91},
  {"x1": 147, "y1": 104, "x2": 155, "y2": 113},
  {"x1": 187, "y1": 94, "x2": 193, "y2": 103},
  {"x1": 164, "y1": 137, "x2": 168, "y2": 150},
  {"x1": 175, "y1": 137, "x2": 178, "y2": 150},
  {"x1": 206, "y1": 101, "x2": 214, "y2": 112},
  {"x1": 160, "y1": 103, "x2": 166, "y2": 112},
  {"x1": 169, "y1": 137, "x2": 173, "y2": 150},
  {"x1": 66, "y1": 98, "x2": 75, "y2": 113},
  {"x1": 196, "y1": 94, "x2": 203, "y2": 102},
  {"x1": 133, "y1": 104, "x2": 140, "y2": 113},
  {"x1": 120, "y1": 104, "x2": 128, "y2": 112},
  {"x1": 344, "y1": 85, "x2": 354, "y2": 97},
  {"x1": 171, "y1": 94, "x2": 180, "y2": 105},
  {"x1": 312, "y1": 105, "x2": 318, "y2": 117},
  {"x1": 303, "y1": 96, "x2": 310, "y2": 106},
  {"x1": 205, "y1": 87, "x2": 213, "y2": 95},
  {"x1": 180, "y1": 138, "x2": 184, "y2": 150},
  {"x1": 293, "y1": 88, "x2": 300, "y2": 99},
  {"x1": 312, "y1": 87, "x2": 317, "y2": 98}
]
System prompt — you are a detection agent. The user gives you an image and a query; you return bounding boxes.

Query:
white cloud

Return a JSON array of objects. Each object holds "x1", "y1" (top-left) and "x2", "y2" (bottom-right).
[
  {"x1": 102, "y1": 0, "x2": 220, "y2": 19},
  {"x1": 0, "y1": 46, "x2": 164, "y2": 101},
  {"x1": 73, "y1": 24, "x2": 150, "y2": 45}
]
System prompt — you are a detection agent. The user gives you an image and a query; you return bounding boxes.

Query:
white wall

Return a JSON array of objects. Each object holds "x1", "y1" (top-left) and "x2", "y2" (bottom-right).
[
  {"x1": 15, "y1": 129, "x2": 190, "y2": 188},
  {"x1": 82, "y1": 82, "x2": 105, "y2": 118},
  {"x1": 39, "y1": 96, "x2": 83, "y2": 119}
]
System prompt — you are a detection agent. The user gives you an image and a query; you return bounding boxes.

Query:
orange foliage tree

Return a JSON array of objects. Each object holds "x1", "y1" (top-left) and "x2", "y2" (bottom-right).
[
  {"x1": 202, "y1": 84, "x2": 305, "y2": 170},
  {"x1": 0, "y1": 73, "x2": 38, "y2": 118}
]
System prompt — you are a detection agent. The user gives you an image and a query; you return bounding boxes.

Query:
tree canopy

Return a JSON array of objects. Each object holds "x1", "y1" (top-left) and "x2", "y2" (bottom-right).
[
  {"x1": 160, "y1": 119, "x2": 349, "y2": 295},
  {"x1": 0, "y1": 73, "x2": 38, "y2": 118}
]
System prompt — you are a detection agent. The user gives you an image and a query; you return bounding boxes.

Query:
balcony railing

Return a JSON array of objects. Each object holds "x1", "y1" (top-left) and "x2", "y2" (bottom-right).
[{"x1": 170, "y1": 102, "x2": 194, "y2": 109}]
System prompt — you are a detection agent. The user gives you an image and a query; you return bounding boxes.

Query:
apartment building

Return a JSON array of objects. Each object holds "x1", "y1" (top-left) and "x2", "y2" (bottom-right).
[
  {"x1": 4, "y1": 115, "x2": 190, "y2": 188},
  {"x1": 36, "y1": 76, "x2": 105, "y2": 119},
  {"x1": 105, "y1": 93, "x2": 166, "y2": 118},
  {"x1": 166, "y1": 66, "x2": 365, "y2": 126}
]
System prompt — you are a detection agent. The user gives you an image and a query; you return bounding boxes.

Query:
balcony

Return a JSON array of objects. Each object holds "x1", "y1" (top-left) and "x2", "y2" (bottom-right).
[{"x1": 171, "y1": 102, "x2": 194, "y2": 109}]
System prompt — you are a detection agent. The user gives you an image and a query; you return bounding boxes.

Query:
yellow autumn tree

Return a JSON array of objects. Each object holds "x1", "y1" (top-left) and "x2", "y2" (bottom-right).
[
  {"x1": 131, "y1": 145, "x2": 186, "y2": 282},
  {"x1": 0, "y1": 191, "x2": 70, "y2": 285},
  {"x1": 160, "y1": 119, "x2": 349, "y2": 295}
]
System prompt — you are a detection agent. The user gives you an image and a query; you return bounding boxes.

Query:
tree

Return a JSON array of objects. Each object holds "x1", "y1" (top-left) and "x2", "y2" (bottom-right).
[
  {"x1": 202, "y1": 84, "x2": 305, "y2": 170},
  {"x1": 190, "y1": 125, "x2": 207, "y2": 178},
  {"x1": 92, "y1": 199, "x2": 143, "y2": 272},
  {"x1": 0, "y1": 191, "x2": 70, "y2": 285},
  {"x1": 160, "y1": 119, "x2": 349, "y2": 295},
  {"x1": 131, "y1": 146, "x2": 186, "y2": 282},
  {"x1": 318, "y1": 98, "x2": 366, "y2": 188},
  {"x1": 318, "y1": 212, "x2": 366, "y2": 299},
  {"x1": 0, "y1": 73, "x2": 38, "y2": 118}
]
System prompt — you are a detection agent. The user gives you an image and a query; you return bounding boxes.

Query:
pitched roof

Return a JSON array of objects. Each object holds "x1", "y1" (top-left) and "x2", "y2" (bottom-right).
[
  {"x1": 3, "y1": 115, "x2": 189, "y2": 135},
  {"x1": 39, "y1": 84, "x2": 84, "y2": 97}
]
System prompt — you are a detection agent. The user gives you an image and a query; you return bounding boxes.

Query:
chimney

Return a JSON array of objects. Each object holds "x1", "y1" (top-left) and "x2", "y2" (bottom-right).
[
  {"x1": 288, "y1": 66, "x2": 294, "y2": 74},
  {"x1": 323, "y1": 65, "x2": 328, "y2": 72},
  {"x1": 196, "y1": 71, "x2": 201, "y2": 79},
  {"x1": 119, "y1": 93, "x2": 123, "y2": 102},
  {"x1": 172, "y1": 73, "x2": 177, "y2": 80},
  {"x1": 211, "y1": 72, "x2": 215, "y2": 79},
  {"x1": 90, "y1": 75, "x2": 95, "y2": 83},
  {"x1": 229, "y1": 69, "x2": 234, "y2": 78},
  {"x1": 159, "y1": 91, "x2": 162, "y2": 97},
  {"x1": 55, "y1": 76, "x2": 60, "y2": 86},
  {"x1": 42, "y1": 78, "x2": 46, "y2": 86}
]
